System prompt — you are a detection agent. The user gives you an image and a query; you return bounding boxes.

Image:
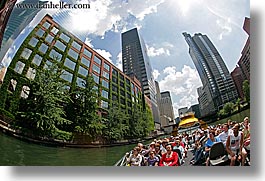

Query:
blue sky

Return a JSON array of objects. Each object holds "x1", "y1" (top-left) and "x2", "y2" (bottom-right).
[{"x1": 2, "y1": 0, "x2": 250, "y2": 117}]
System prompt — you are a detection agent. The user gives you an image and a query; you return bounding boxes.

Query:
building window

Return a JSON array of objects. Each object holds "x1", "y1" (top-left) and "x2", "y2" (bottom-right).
[
  {"x1": 14, "y1": 61, "x2": 25, "y2": 74},
  {"x1": 103, "y1": 71, "x2": 109, "y2": 80},
  {"x1": 32, "y1": 54, "x2": 42, "y2": 66},
  {"x1": 126, "y1": 78, "x2": 130, "y2": 85},
  {"x1": 112, "y1": 68, "x2": 118, "y2": 76},
  {"x1": 51, "y1": 27, "x2": 59, "y2": 34},
  {"x1": 76, "y1": 77, "x2": 86, "y2": 88},
  {"x1": 112, "y1": 77, "x2": 118, "y2": 84},
  {"x1": 112, "y1": 84, "x2": 118, "y2": 92},
  {"x1": 94, "y1": 56, "x2": 101, "y2": 65},
  {"x1": 21, "y1": 86, "x2": 30, "y2": 99},
  {"x1": 42, "y1": 21, "x2": 51, "y2": 29},
  {"x1": 44, "y1": 60, "x2": 53, "y2": 69},
  {"x1": 81, "y1": 56, "x2": 90, "y2": 67},
  {"x1": 83, "y1": 48, "x2": 92, "y2": 58},
  {"x1": 102, "y1": 79, "x2": 109, "y2": 89},
  {"x1": 60, "y1": 33, "x2": 70, "y2": 42},
  {"x1": 120, "y1": 90, "x2": 125, "y2": 97},
  {"x1": 50, "y1": 49, "x2": 62, "y2": 61},
  {"x1": 45, "y1": 34, "x2": 54, "y2": 44},
  {"x1": 112, "y1": 94, "x2": 117, "y2": 101},
  {"x1": 60, "y1": 70, "x2": 73, "y2": 82},
  {"x1": 119, "y1": 73, "x2": 124, "y2": 81},
  {"x1": 120, "y1": 81, "x2": 124, "y2": 88},
  {"x1": 26, "y1": 67, "x2": 36, "y2": 80},
  {"x1": 8, "y1": 79, "x2": 17, "y2": 92},
  {"x1": 101, "y1": 90, "x2": 109, "y2": 99},
  {"x1": 120, "y1": 97, "x2": 125, "y2": 105},
  {"x1": 28, "y1": 37, "x2": 38, "y2": 47},
  {"x1": 39, "y1": 43, "x2": 48, "y2": 54},
  {"x1": 54, "y1": 40, "x2": 66, "y2": 51},
  {"x1": 64, "y1": 58, "x2": 76, "y2": 71},
  {"x1": 78, "y1": 66, "x2": 88, "y2": 77},
  {"x1": 92, "y1": 64, "x2": 100, "y2": 74},
  {"x1": 68, "y1": 48, "x2": 79, "y2": 60},
  {"x1": 101, "y1": 100, "x2": 109, "y2": 109},
  {"x1": 104, "y1": 63, "x2": 110, "y2": 71},
  {"x1": 92, "y1": 73, "x2": 99, "y2": 84},
  {"x1": 72, "y1": 41, "x2": 81, "y2": 51},
  {"x1": 36, "y1": 28, "x2": 45, "y2": 37},
  {"x1": 21, "y1": 48, "x2": 32, "y2": 59}
]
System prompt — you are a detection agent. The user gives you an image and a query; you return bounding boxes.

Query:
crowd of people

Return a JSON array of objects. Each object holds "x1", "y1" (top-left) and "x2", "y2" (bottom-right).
[{"x1": 124, "y1": 116, "x2": 250, "y2": 166}]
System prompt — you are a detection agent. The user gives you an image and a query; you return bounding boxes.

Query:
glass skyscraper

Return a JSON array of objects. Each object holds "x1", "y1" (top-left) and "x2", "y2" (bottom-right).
[
  {"x1": 121, "y1": 28, "x2": 160, "y2": 128},
  {"x1": 183, "y1": 32, "x2": 238, "y2": 116},
  {"x1": 0, "y1": 0, "x2": 17, "y2": 50},
  {"x1": 0, "y1": 0, "x2": 47, "y2": 60}
]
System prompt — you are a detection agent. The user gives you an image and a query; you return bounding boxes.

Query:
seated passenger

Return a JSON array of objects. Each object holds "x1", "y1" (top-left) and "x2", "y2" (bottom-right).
[
  {"x1": 145, "y1": 151, "x2": 159, "y2": 166},
  {"x1": 159, "y1": 144, "x2": 179, "y2": 166},
  {"x1": 126, "y1": 146, "x2": 142, "y2": 166}
]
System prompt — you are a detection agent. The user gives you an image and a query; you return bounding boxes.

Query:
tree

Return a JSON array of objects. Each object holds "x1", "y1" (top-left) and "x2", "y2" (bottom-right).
[
  {"x1": 128, "y1": 104, "x2": 154, "y2": 139},
  {"x1": 223, "y1": 102, "x2": 234, "y2": 115},
  {"x1": 243, "y1": 80, "x2": 250, "y2": 104},
  {"x1": 235, "y1": 98, "x2": 242, "y2": 112},
  {"x1": 69, "y1": 76, "x2": 104, "y2": 140},
  {"x1": 17, "y1": 63, "x2": 72, "y2": 138},
  {"x1": 103, "y1": 102, "x2": 129, "y2": 142}
]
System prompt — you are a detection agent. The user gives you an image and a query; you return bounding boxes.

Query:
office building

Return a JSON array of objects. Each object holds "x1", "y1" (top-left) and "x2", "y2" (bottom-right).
[
  {"x1": 159, "y1": 91, "x2": 175, "y2": 127},
  {"x1": 231, "y1": 66, "x2": 244, "y2": 99},
  {"x1": 121, "y1": 28, "x2": 160, "y2": 128},
  {"x1": 0, "y1": 14, "x2": 144, "y2": 116},
  {"x1": 0, "y1": 0, "x2": 17, "y2": 50},
  {"x1": 238, "y1": 17, "x2": 250, "y2": 82},
  {"x1": 183, "y1": 32, "x2": 238, "y2": 116},
  {"x1": 0, "y1": 0, "x2": 47, "y2": 61}
]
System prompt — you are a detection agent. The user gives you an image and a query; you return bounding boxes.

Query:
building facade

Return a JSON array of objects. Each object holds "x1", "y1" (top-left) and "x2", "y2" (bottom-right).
[
  {"x1": 0, "y1": 0, "x2": 17, "y2": 50},
  {"x1": 231, "y1": 66, "x2": 245, "y2": 99},
  {"x1": 238, "y1": 17, "x2": 250, "y2": 82},
  {"x1": 159, "y1": 91, "x2": 175, "y2": 127},
  {"x1": 121, "y1": 28, "x2": 160, "y2": 127},
  {"x1": 0, "y1": 0, "x2": 47, "y2": 61},
  {"x1": 0, "y1": 14, "x2": 144, "y2": 116},
  {"x1": 183, "y1": 32, "x2": 238, "y2": 116},
  {"x1": 187, "y1": 104, "x2": 201, "y2": 118}
]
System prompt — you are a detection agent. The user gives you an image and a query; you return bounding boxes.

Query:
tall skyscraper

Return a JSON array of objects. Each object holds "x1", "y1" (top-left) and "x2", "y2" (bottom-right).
[
  {"x1": 121, "y1": 28, "x2": 160, "y2": 128},
  {"x1": 159, "y1": 91, "x2": 175, "y2": 127},
  {"x1": 238, "y1": 17, "x2": 250, "y2": 82},
  {"x1": 0, "y1": 0, "x2": 47, "y2": 60},
  {"x1": 183, "y1": 32, "x2": 238, "y2": 116},
  {"x1": 0, "y1": 0, "x2": 17, "y2": 50}
]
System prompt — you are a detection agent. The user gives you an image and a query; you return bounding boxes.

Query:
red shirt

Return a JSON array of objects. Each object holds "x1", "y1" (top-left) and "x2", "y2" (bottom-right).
[{"x1": 159, "y1": 151, "x2": 179, "y2": 166}]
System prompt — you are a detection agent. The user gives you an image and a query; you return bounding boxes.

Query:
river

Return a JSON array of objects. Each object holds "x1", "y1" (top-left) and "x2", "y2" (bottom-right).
[{"x1": 0, "y1": 132, "x2": 139, "y2": 166}]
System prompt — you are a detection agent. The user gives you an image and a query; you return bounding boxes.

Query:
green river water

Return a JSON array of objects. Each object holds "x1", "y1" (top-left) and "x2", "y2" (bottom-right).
[{"x1": 0, "y1": 132, "x2": 137, "y2": 166}]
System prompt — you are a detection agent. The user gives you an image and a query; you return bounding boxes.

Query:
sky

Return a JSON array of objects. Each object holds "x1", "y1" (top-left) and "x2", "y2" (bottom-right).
[{"x1": 1, "y1": 0, "x2": 250, "y2": 118}]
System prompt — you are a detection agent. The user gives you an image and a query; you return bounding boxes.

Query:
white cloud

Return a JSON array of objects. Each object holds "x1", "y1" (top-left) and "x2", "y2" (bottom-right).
[
  {"x1": 84, "y1": 37, "x2": 94, "y2": 48},
  {"x1": 115, "y1": 52, "x2": 123, "y2": 71},
  {"x1": 147, "y1": 46, "x2": 170, "y2": 57},
  {"x1": 152, "y1": 69, "x2": 160, "y2": 80},
  {"x1": 58, "y1": 0, "x2": 165, "y2": 37},
  {"x1": 94, "y1": 49, "x2": 113, "y2": 64},
  {"x1": 216, "y1": 18, "x2": 232, "y2": 40},
  {"x1": 158, "y1": 65, "x2": 202, "y2": 117}
]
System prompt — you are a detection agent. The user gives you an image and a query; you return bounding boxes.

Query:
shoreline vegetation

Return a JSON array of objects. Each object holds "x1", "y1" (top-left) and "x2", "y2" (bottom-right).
[
  {"x1": 0, "y1": 119, "x2": 164, "y2": 148},
  {"x1": 0, "y1": 108, "x2": 249, "y2": 148}
]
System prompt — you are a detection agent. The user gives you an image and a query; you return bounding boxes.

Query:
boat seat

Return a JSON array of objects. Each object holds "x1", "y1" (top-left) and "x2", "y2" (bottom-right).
[{"x1": 209, "y1": 142, "x2": 229, "y2": 166}]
